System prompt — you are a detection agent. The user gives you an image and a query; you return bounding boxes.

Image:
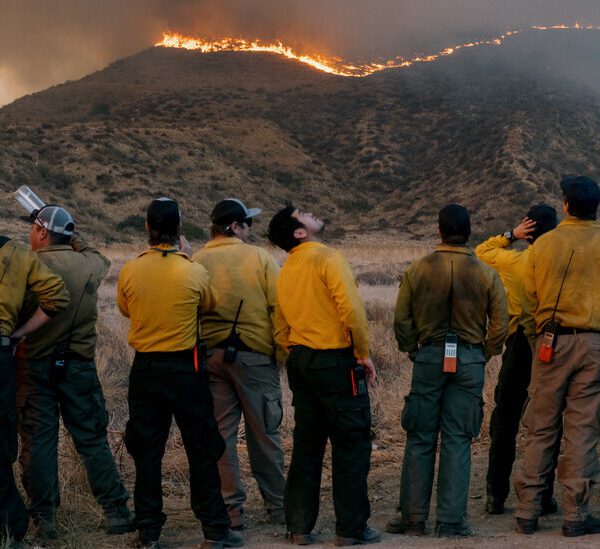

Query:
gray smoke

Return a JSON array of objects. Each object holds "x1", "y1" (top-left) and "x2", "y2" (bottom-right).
[{"x1": 1, "y1": 0, "x2": 600, "y2": 106}]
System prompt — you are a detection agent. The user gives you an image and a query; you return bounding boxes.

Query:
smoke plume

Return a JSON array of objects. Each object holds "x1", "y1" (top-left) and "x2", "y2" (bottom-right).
[{"x1": 1, "y1": 0, "x2": 600, "y2": 105}]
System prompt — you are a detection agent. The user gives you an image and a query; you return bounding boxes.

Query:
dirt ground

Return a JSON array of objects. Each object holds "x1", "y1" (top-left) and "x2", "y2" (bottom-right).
[{"x1": 64, "y1": 442, "x2": 600, "y2": 549}]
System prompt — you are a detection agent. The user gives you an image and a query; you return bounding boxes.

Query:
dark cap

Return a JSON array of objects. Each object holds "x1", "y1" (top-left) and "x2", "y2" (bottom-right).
[
  {"x1": 526, "y1": 204, "x2": 557, "y2": 242},
  {"x1": 147, "y1": 197, "x2": 180, "y2": 232},
  {"x1": 438, "y1": 204, "x2": 471, "y2": 241},
  {"x1": 560, "y1": 176, "x2": 600, "y2": 219},
  {"x1": 211, "y1": 198, "x2": 261, "y2": 225}
]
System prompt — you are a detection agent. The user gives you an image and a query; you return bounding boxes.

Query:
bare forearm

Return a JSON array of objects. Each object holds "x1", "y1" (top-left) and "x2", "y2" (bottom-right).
[{"x1": 12, "y1": 307, "x2": 52, "y2": 340}]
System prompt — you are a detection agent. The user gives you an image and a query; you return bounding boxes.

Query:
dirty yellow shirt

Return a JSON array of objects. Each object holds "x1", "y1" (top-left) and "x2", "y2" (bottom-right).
[
  {"x1": 521, "y1": 217, "x2": 600, "y2": 342},
  {"x1": 117, "y1": 245, "x2": 217, "y2": 352},
  {"x1": 274, "y1": 241, "x2": 370, "y2": 359},
  {"x1": 193, "y1": 237, "x2": 283, "y2": 361},
  {"x1": 394, "y1": 244, "x2": 508, "y2": 359},
  {"x1": 0, "y1": 239, "x2": 69, "y2": 336},
  {"x1": 475, "y1": 235, "x2": 529, "y2": 336}
]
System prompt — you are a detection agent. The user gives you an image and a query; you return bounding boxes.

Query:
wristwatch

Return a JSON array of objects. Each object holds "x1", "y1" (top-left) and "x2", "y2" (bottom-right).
[{"x1": 503, "y1": 230, "x2": 516, "y2": 242}]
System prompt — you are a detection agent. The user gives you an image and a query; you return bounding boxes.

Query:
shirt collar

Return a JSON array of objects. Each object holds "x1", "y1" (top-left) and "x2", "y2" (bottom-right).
[
  {"x1": 434, "y1": 243, "x2": 474, "y2": 256},
  {"x1": 205, "y1": 237, "x2": 244, "y2": 249},
  {"x1": 289, "y1": 241, "x2": 325, "y2": 254},
  {"x1": 36, "y1": 244, "x2": 73, "y2": 253},
  {"x1": 558, "y1": 218, "x2": 600, "y2": 229}
]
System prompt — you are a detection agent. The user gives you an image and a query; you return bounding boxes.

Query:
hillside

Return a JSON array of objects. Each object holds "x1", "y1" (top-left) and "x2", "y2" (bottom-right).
[{"x1": 1, "y1": 30, "x2": 600, "y2": 242}]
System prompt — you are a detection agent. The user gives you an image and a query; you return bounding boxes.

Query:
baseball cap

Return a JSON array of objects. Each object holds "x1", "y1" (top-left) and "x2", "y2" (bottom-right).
[
  {"x1": 560, "y1": 176, "x2": 600, "y2": 219},
  {"x1": 24, "y1": 205, "x2": 75, "y2": 236},
  {"x1": 147, "y1": 197, "x2": 181, "y2": 232},
  {"x1": 438, "y1": 204, "x2": 471, "y2": 238},
  {"x1": 211, "y1": 198, "x2": 261, "y2": 225}
]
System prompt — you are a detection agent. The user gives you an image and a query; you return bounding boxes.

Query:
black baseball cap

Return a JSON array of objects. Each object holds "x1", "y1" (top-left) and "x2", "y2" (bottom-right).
[
  {"x1": 211, "y1": 198, "x2": 261, "y2": 225},
  {"x1": 147, "y1": 197, "x2": 180, "y2": 232}
]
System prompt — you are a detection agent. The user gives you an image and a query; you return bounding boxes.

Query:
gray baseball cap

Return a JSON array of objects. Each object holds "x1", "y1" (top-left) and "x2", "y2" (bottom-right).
[
  {"x1": 210, "y1": 198, "x2": 261, "y2": 224},
  {"x1": 24, "y1": 205, "x2": 76, "y2": 236}
]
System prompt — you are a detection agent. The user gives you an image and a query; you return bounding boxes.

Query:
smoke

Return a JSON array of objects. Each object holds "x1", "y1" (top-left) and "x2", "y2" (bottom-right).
[{"x1": 1, "y1": 0, "x2": 600, "y2": 106}]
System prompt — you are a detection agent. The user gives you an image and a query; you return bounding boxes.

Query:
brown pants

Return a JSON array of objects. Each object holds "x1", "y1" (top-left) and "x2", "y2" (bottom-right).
[
  {"x1": 207, "y1": 348, "x2": 285, "y2": 517},
  {"x1": 515, "y1": 332, "x2": 600, "y2": 521}
]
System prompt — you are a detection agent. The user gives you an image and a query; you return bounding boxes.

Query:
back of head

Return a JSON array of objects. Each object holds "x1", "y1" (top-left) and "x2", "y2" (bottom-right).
[
  {"x1": 438, "y1": 204, "x2": 471, "y2": 244},
  {"x1": 147, "y1": 197, "x2": 180, "y2": 245},
  {"x1": 268, "y1": 205, "x2": 303, "y2": 252},
  {"x1": 526, "y1": 204, "x2": 557, "y2": 242},
  {"x1": 210, "y1": 198, "x2": 261, "y2": 237},
  {"x1": 560, "y1": 176, "x2": 600, "y2": 220}
]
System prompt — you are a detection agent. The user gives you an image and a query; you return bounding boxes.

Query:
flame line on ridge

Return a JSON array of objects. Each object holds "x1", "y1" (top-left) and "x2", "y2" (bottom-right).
[{"x1": 155, "y1": 23, "x2": 600, "y2": 77}]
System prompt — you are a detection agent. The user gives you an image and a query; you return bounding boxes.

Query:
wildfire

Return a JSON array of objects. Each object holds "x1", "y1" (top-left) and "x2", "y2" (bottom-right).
[{"x1": 156, "y1": 23, "x2": 600, "y2": 78}]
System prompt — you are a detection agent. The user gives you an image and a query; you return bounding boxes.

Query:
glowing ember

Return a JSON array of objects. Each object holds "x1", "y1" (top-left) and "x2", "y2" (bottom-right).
[{"x1": 156, "y1": 23, "x2": 600, "y2": 77}]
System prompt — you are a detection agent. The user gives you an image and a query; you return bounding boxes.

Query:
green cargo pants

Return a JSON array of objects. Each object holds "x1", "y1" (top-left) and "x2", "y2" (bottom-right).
[
  {"x1": 399, "y1": 344, "x2": 485, "y2": 524},
  {"x1": 16, "y1": 356, "x2": 128, "y2": 521}
]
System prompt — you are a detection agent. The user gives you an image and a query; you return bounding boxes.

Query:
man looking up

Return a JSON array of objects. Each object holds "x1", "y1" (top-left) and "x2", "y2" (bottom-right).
[
  {"x1": 476, "y1": 205, "x2": 558, "y2": 516},
  {"x1": 16, "y1": 205, "x2": 133, "y2": 541},
  {"x1": 117, "y1": 198, "x2": 243, "y2": 549},
  {"x1": 193, "y1": 199, "x2": 285, "y2": 531},
  {"x1": 0, "y1": 227, "x2": 69, "y2": 545},
  {"x1": 515, "y1": 177, "x2": 600, "y2": 537},
  {"x1": 268, "y1": 206, "x2": 380, "y2": 547},
  {"x1": 388, "y1": 204, "x2": 507, "y2": 538}
]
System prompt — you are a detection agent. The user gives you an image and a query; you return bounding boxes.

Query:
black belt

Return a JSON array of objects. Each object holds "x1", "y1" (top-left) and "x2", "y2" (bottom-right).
[
  {"x1": 551, "y1": 326, "x2": 600, "y2": 336},
  {"x1": 0, "y1": 336, "x2": 11, "y2": 347},
  {"x1": 424, "y1": 339, "x2": 483, "y2": 351}
]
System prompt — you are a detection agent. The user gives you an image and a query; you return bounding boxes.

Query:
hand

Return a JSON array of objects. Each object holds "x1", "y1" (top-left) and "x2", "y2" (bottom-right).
[
  {"x1": 513, "y1": 217, "x2": 537, "y2": 241},
  {"x1": 178, "y1": 235, "x2": 192, "y2": 257},
  {"x1": 357, "y1": 357, "x2": 376, "y2": 385}
]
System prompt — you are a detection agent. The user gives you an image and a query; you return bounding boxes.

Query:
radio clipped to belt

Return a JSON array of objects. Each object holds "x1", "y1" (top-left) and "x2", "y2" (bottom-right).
[
  {"x1": 349, "y1": 332, "x2": 368, "y2": 398},
  {"x1": 443, "y1": 261, "x2": 458, "y2": 374},
  {"x1": 539, "y1": 250, "x2": 574, "y2": 364}
]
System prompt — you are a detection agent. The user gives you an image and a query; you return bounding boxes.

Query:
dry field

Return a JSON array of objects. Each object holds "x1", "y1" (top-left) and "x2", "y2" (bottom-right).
[{"x1": 9, "y1": 236, "x2": 600, "y2": 548}]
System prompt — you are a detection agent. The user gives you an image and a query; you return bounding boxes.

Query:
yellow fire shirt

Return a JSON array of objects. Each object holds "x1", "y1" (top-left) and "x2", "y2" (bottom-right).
[
  {"x1": 274, "y1": 241, "x2": 370, "y2": 359},
  {"x1": 117, "y1": 245, "x2": 217, "y2": 352}
]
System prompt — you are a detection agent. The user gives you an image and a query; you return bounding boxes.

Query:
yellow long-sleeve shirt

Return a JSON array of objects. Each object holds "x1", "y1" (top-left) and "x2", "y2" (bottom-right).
[
  {"x1": 193, "y1": 237, "x2": 283, "y2": 361},
  {"x1": 0, "y1": 239, "x2": 69, "y2": 336},
  {"x1": 475, "y1": 235, "x2": 529, "y2": 336},
  {"x1": 274, "y1": 241, "x2": 370, "y2": 359},
  {"x1": 522, "y1": 218, "x2": 600, "y2": 342},
  {"x1": 117, "y1": 245, "x2": 217, "y2": 352}
]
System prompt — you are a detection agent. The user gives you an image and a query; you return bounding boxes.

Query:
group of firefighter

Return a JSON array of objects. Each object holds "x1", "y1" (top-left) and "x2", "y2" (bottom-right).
[{"x1": 1, "y1": 174, "x2": 600, "y2": 547}]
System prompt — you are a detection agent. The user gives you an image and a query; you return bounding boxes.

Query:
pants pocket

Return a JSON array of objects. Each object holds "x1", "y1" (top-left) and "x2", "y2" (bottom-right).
[
  {"x1": 466, "y1": 396, "x2": 484, "y2": 438},
  {"x1": 401, "y1": 394, "x2": 427, "y2": 433},
  {"x1": 334, "y1": 398, "x2": 371, "y2": 442},
  {"x1": 263, "y1": 392, "x2": 283, "y2": 434}
]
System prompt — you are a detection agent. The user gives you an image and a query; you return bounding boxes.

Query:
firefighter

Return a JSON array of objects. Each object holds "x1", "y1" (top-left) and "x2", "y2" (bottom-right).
[
  {"x1": 193, "y1": 199, "x2": 285, "y2": 530},
  {"x1": 15, "y1": 205, "x2": 133, "y2": 541},
  {"x1": 515, "y1": 177, "x2": 600, "y2": 537},
  {"x1": 388, "y1": 204, "x2": 508, "y2": 538},
  {"x1": 475, "y1": 205, "x2": 558, "y2": 515},
  {"x1": 0, "y1": 229, "x2": 69, "y2": 544},
  {"x1": 268, "y1": 205, "x2": 381, "y2": 547},
  {"x1": 117, "y1": 198, "x2": 243, "y2": 548}
]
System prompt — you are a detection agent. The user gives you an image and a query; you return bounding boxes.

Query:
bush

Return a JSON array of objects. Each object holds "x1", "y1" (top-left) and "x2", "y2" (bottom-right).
[{"x1": 116, "y1": 215, "x2": 145, "y2": 232}]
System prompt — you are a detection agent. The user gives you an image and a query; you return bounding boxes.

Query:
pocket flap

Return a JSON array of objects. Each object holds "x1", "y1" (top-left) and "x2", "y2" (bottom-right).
[
  {"x1": 335, "y1": 398, "x2": 370, "y2": 411},
  {"x1": 241, "y1": 354, "x2": 273, "y2": 367}
]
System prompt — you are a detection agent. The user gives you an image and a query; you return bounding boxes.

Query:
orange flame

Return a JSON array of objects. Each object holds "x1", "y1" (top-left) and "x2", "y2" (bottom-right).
[{"x1": 156, "y1": 23, "x2": 600, "y2": 77}]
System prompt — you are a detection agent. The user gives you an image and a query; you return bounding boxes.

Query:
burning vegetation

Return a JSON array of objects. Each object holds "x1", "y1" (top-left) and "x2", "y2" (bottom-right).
[{"x1": 156, "y1": 23, "x2": 600, "y2": 77}]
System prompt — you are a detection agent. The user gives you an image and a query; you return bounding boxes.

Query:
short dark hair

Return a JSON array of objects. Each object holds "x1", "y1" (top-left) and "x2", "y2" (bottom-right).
[
  {"x1": 560, "y1": 176, "x2": 600, "y2": 220},
  {"x1": 48, "y1": 232, "x2": 72, "y2": 246},
  {"x1": 147, "y1": 198, "x2": 180, "y2": 245},
  {"x1": 438, "y1": 204, "x2": 471, "y2": 244},
  {"x1": 526, "y1": 204, "x2": 557, "y2": 242},
  {"x1": 211, "y1": 223, "x2": 235, "y2": 238},
  {"x1": 268, "y1": 205, "x2": 304, "y2": 252}
]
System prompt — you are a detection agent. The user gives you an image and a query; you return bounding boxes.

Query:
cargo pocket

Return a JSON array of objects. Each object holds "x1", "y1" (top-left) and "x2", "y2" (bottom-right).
[
  {"x1": 263, "y1": 392, "x2": 283, "y2": 434},
  {"x1": 401, "y1": 394, "x2": 421, "y2": 433},
  {"x1": 466, "y1": 396, "x2": 484, "y2": 438},
  {"x1": 520, "y1": 389, "x2": 535, "y2": 431},
  {"x1": 334, "y1": 398, "x2": 371, "y2": 442}
]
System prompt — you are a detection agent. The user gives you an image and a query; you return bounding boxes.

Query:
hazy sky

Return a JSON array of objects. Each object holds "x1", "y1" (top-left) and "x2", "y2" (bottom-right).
[{"x1": 1, "y1": 0, "x2": 600, "y2": 106}]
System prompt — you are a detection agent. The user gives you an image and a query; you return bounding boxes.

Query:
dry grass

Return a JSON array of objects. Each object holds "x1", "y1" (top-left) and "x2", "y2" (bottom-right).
[{"x1": 13, "y1": 237, "x2": 504, "y2": 546}]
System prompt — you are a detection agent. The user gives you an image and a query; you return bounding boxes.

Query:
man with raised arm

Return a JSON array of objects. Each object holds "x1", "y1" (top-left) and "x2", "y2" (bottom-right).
[
  {"x1": 15, "y1": 205, "x2": 133, "y2": 542},
  {"x1": 268, "y1": 205, "x2": 380, "y2": 547},
  {"x1": 476, "y1": 205, "x2": 558, "y2": 516}
]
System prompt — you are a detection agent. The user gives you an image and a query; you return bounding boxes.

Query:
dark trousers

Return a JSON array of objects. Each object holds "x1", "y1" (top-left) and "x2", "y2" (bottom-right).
[
  {"x1": 0, "y1": 347, "x2": 28, "y2": 541},
  {"x1": 16, "y1": 357, "x2": 128, "y2": 521},
  {"x1": 125, "y1": 351, "x2": 230, "y2": 542},
  {"x1": 285, "y1": 346, "x2": 372, "y2": 538},
  {"x1": 486, "y1": 326, "x2": 558, "y2": 502}
]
